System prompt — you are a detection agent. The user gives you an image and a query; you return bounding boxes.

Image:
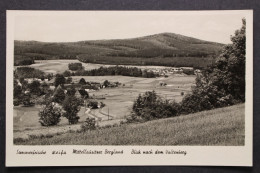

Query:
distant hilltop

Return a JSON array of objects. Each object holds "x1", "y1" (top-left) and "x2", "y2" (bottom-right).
[{"x1": 14, "y1": 32, "x2": 224, "y2": 68}]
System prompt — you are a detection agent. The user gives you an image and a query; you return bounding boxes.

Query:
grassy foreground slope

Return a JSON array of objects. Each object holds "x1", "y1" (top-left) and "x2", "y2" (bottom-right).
[{"x1": 15, "y1": 104, "x2": 244, "y2": 145}]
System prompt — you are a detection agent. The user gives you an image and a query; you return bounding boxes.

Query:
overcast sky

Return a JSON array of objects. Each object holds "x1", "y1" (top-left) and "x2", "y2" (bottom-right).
[{"x1": 14, "y1": 11, "x2": 246, "y2": 44}]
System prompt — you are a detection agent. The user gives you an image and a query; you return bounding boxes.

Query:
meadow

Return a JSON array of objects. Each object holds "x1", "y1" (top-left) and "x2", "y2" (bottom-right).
[
  {"x1": 13, "y1": 74, "x2": 195, "y2": 137},
  {"x1": 14, "y1": 104, "x2": 245, "y2": 146}
]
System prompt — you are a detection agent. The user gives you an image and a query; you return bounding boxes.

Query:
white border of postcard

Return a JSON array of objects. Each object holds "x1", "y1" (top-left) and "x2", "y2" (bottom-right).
[{"x1": 6, "y1": 10, "x2": 253, "y2": 167}]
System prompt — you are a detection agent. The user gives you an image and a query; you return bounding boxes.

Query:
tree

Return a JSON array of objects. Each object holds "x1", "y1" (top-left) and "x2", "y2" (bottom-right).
[
  {"x1": 66, "y1": 87, "x2": 76, "y2": 96},
  {"x1": 180, "y1": 18, "x2": 246, "y2": 114},
  {"x1": 79, "y1": 78, "x2": 87, "y2": 85},
  {"x1": 39, "y1": 101, "x2": 62, "y2": 126},
  {"x1": 87, "y1": 100, "x2": 98, "y2": 109},
  {"x1": 211, "y1": 18, "x2": 246, "y2": 102},
  {"x1": 78, "y1": 89, "x2": 89, "y2": 99},
  {"x1": 54, "y1": 74, "x2": 66, "y2": 87},
  {"x1": 28, "y1": 80, "x2": 41, "y2": 95},
  {"x1": 66, "y1": 77, "x2": 72, "y2": 84},
  {"x1": 63, "y1": 70, "x2": 72, "y2": 77},
  {"x1": 47, "y1": 73, "x2": 53, "y2": 81},
  {"x1": 53, "y1": 86, "x2": 66, "y2": 103},
  {"x1": 21, "y1": 93, "x2": 35, "y2": 107},
  {"x1": 103, "y1": 80, "x2": 109, "y2": 88},
  {"x1": 62, "y1": 96, "x2": 81, "y2": 124},
  {"x1": 14, "y1": 79, "x2": 22, "y2": 99}
]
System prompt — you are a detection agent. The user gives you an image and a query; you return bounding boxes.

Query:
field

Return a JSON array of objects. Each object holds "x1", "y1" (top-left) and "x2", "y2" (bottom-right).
[
  {"x1": 14, "y1": 104, "x2": 245, "y2": 145},
  {"x1": 23, "y1": 60, "x2": 107, "y2": 74},
  {"x1": 13, "y1": 74, "x2": 195, "y2": 139},
  {"x1": 18, "y1": 59, "x2": 194, "y2": 74},
  {"x1": 14, "y1": 73, "x2": 195, "y2": 134},
  {"x1": 72, "y1": 75, "x2": 195, "y2": 119}
]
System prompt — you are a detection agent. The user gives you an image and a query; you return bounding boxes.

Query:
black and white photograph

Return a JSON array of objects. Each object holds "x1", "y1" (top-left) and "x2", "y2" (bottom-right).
[{"x1": 5, "y1": 10, "x2": 253, "y2": 166}]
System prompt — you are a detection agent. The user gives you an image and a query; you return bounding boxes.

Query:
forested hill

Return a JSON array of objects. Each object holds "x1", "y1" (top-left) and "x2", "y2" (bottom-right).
[{"x1": 14, "y1": 32, "x2": 224, "y2": 68}]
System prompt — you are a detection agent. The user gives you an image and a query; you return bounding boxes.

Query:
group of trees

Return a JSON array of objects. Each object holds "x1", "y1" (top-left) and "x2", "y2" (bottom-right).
[
  {"x1": 13, "y1": 78, "x2": 52, "y2": 106},
  {"x1": 132, "y1": 91, "x2": 179, "y2": 121},
  {"x1": 39, "y1": 86, "x2": 83, "y2": 126},
  {"x1": 180, "y1": 18, "x2": 246, "y2": 114},
  {"x1": 132, "y1": 19, "x2": 246, "y2": 121},
  {"x1": 15, "y1": 67, "x2": 45, "y2": 79},
  {"x1": 63, "y1": 65, "x2": 158, "y2": 78},
  {"x1": 68, "y1": 63, "x2": 84, "y2": 71},
  {"x1": 14, "y1": 58, "x2": 35, "y2": 66},
  {"x1": 39, "y1": 73, "x2": 92, "y2": 126}
]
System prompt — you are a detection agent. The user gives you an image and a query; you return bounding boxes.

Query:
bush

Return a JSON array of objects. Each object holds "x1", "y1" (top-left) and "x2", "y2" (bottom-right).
[
  {"x1": 81, "y1": 118, "x2": 96, "y2": 132},
  {"x1": 87, "y1": 100, "x2": 98, "y2": 109},
  {"x1": 39, "y1": 102, "x2": 62, "y2": 126},
  {"x1": 100, "y1": 102, "x2": 106, "y2": 108},
  {"x1": 13, "y1": 99, "x2": 20, "y2": 106},
  {"x1": 21, "y1": 94, "x2": 35, "y2": 107}
]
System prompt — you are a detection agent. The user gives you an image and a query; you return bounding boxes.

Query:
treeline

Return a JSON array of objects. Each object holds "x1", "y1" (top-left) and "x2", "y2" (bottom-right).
[
  {"x1": 14, "y1": 67, "x2": 53, "y2": 80},
  {"x1": 14, "y1": 59, "x2": 35, "y2": 66},
  {"x1": 63, "y1": 66, "x2": 159, "y2": 78},
  {"x1": 108, "y1": 48, "x2": 213, "y2": 58},
  {"x1": 130, "y1": 19, "x2": 246, "y2": 122},
  {"x1": 78, "y1": 55, "x2": 215, "y2": 68}
]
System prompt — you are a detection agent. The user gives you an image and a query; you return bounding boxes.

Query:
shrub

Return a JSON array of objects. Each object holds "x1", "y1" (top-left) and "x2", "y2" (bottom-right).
[
  {"x1": 13, "y1": 99, "x2": 20, "y2": 106},
  {"x1": 39, "y1": 102, "x2": 62, "y2": 126},
  {"x1": 81, "y1": 117, "x2": 96, "y2": 132},
  {"x1": 21, "y1": 94, "x2": 35, "y2": 107},
  {"x1": 100, "y1": 102, "x2": 106, "y2": 108},
  {"x1": 87, "y1": 100, "x2": 98, "y2": 109}
]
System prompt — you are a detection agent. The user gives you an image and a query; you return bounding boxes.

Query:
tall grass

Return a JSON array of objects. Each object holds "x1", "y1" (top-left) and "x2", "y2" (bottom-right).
[{"x1": 14, "y1": 104, "x2": 244, "y2": 146}]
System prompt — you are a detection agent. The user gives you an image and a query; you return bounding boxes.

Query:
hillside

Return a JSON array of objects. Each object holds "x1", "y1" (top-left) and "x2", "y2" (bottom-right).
[
  {"x1": 14, "y1": 33, "x2": 224, "y2": 68},
  {"x1": 14, "y1": 104, "x2": 244, "y2": 146}
]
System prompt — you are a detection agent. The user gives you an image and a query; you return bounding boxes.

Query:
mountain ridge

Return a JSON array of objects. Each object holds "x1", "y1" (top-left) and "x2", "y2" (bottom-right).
[{"x1": 14, "y1": 32, "x2": 224, "y2": 68}]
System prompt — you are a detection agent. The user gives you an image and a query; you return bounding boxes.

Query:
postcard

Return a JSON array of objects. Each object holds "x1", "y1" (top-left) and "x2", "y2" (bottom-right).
[{"x1": 6, "y1": 10, "x2": 253, "y2": 166}]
